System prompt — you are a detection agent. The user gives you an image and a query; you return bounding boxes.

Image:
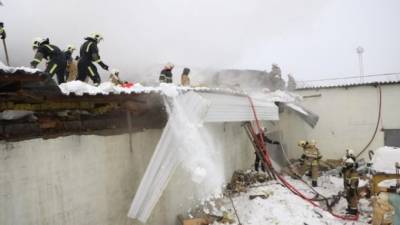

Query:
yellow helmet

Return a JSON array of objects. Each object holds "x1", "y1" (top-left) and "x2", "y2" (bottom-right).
[{"x1": 298, "y1": 140, "x2": 306, "y2": 147}]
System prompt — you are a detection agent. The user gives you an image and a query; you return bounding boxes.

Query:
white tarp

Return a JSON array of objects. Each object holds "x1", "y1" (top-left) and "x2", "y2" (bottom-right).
[{"x1": 371, "y1": 146, "x2": 400, "y2": 174}]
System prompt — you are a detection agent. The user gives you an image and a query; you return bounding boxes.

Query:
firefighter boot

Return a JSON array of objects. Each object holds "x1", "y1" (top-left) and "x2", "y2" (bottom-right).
[{"x1": 312, "y1": 180, "x2": 317, "y2": 187}]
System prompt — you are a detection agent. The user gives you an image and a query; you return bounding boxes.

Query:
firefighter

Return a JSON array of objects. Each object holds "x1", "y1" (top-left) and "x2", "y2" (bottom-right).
[
  {"x1": 343, "y1": 157, "x2": 359, "y2": 215},
  {"x1": 298, "y1": 140, "x2": 321, "y2": 187},
  {"x1": 181, "y1": 67, "x2": 191, "y2": 86},
  {"x1": 0, "y1": 22, "x2": 6, "y2": 39},
  {"x1": 77, "y1": 33, "x2": 109, "y2": 85},
  {"x1": 64, "y1": 45, "x2": 78, "y2": 81},
  {"x1": 270, "y1": 63, "x2": 285, "y2": 91},
  {"x1": 109, "y1": 69, "x2": 123, "y2": 85},
  {"x1": 254, "y1": 128, "x2": 280, "y2": 172},
  {"x1": 30, "y1": 37, "x2": 67, "y2": 84},
  {"x1": 159, "y1": 63, "x2": 174, "y2": 83}
]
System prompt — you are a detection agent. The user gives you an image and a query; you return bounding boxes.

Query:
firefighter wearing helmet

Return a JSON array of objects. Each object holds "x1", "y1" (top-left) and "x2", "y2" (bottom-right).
[
  {"x1": 64, "y1": 44, "x2": 77, "y2": 81},
  {"x1": 297, "y1": 140, "x2": 322, "y2": 187},
  {"x1": 76, "y1": 33, "x2": 109, "y2": 85},
  {"x1": 159, "y1": 62, "x2": 174, "y2": 83},
  {"x1": 342, "y1": 157, "x2": 359, "y2": 215},
  {"x1": 30, "y1": 37, "x2": 67, "y2": 84}
]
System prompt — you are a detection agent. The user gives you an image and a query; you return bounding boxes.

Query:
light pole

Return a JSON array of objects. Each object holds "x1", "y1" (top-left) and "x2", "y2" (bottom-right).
[{"x1": 356, "y1": 46, "x2": 365, "y2": 82}]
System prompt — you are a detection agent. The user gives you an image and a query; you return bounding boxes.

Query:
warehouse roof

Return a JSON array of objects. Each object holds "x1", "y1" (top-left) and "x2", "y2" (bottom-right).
[{"x1": 296, "y1": 73, "x2": 400, "y2": 90}]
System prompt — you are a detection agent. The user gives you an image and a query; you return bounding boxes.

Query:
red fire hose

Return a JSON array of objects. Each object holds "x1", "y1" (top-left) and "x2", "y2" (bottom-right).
[{"x1": 246, "y1": 96, "x2": 359, "y2": 221}]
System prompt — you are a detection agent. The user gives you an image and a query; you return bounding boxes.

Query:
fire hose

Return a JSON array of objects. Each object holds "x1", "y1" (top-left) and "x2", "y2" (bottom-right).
[{"x1": 246, "y1": 95, "x2": 359, "y2": 221}]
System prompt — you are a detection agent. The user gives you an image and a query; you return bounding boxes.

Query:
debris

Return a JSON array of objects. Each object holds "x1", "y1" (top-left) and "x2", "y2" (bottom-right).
[{"x1": 226, "y1": 170, "x2": 270, "y2": 194}]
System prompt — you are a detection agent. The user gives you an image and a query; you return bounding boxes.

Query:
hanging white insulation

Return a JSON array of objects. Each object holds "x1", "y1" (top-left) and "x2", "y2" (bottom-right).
[{"x1": 128, "y1": 91, "x2": 279, "y2": 222}]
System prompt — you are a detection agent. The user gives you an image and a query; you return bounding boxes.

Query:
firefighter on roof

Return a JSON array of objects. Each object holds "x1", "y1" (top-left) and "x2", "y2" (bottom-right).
[
  {"x1": 30, "y1": 37, "x2": 67, "y2": 84},
  {"x1": 77, "y1": 33, "x2": 109, "y2": 85},
  {"x1": 298, "y1": 140, "x2": 321, "y2": 187},
  {"x1": 0, "y1": 22, "x2": 6, "y2": 39},
  {"x1": 64, "y1": 45, "x2": 77, "y2": 81},
  {"x1": 181, "y1": 67, "x2": 191, "y2": 86},
  {"x1": 159, "y1": 63, "x2": 174, "y2": 83}
]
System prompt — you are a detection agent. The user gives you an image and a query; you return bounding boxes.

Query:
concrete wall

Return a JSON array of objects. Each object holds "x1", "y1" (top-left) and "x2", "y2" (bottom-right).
[
  {"x1": 0, "y1": 122, "x2": 254, "y2": 225},
  {"x1": 277, "y1": 84, "x2": 400, "y2": 160}
]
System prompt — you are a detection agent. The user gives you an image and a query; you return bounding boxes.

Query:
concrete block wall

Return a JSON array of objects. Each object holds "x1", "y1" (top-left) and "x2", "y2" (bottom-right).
[{"x1": 0, "y1": 122, "x2": 254, "y2": 225}]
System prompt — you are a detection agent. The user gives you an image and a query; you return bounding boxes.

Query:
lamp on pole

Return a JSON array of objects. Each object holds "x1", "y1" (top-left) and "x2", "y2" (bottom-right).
[{"x1": 356, "y1": 46, "x2": 365, "y2": 82}]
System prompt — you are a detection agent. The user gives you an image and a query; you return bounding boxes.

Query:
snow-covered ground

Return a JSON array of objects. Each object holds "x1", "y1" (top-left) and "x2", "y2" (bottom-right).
[{"x1": 200, "y1": 175, "x2": 371, "y2": 225}]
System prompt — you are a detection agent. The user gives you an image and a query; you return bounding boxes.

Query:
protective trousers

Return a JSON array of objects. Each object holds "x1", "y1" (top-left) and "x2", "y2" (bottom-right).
[
  {"x1": 77, "y1": 59, "x2": 101, "y2": 84},
  {"x1": 45, "y1": 58, "x2": 67, "y2": 84}
]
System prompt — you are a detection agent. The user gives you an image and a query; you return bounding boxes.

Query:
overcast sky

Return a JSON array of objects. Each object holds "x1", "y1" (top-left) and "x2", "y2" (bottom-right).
[{"x1": 0, "y1": 0, "x2": 399, "y2": 81}]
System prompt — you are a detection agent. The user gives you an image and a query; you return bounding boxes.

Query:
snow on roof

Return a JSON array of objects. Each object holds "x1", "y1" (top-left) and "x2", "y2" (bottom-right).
[
  {"x1": 371, "y1": 146, "x2": 400, "y2": 174},
  {"x1": 59, "y1": 80, "x2": 248, "y2": 97},
  {"x1": 0, "y1": 61, "x2": 41, "y2": 74},
  {"x1": 296, "y1": 73, "x2": 400, "y2": 90}
]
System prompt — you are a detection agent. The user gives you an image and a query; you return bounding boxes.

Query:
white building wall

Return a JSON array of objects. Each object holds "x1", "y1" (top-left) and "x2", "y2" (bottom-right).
[
  {"x1": 279, "y1": 84, "x2": 400, "y2": 160},
  {"x1": 0, "y1": 123, "x2": 254, "y2": 225}
]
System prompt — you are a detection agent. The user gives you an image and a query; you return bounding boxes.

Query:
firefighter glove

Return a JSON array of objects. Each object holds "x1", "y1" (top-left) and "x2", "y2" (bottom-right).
[{"x1": 98, "y1": 61, "x2": 109, "y2": 71}]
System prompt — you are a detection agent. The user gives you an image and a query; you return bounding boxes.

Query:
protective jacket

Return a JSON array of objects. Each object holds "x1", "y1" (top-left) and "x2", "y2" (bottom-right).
[
  {"x1": 30, "y1": 42, "x2": 67, "y2": 84},
  {"x1": 77, "y1": 38, "x2": 108, "y2": 85},
  {"x1": 160, "y1": 68, "x2": 173, "y2": 83}
]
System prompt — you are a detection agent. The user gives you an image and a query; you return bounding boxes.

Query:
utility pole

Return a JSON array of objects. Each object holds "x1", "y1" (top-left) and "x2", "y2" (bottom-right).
[{"x1": 356, "y1": 46, "x2": 365, "y2": 82}]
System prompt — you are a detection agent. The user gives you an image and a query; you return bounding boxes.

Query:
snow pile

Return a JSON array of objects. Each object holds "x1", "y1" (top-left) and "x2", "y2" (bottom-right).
[
  {"x1": 0, "y1": 61, "x2": 40, "y2": 74},
  {"x1": 58, "y1": 80, "x2": 246, "y2": 96},
  {"x1": 59, "y1": 80, "x2": 164, "y2": 96},
  {"x1": 371, "y1": 146, "x2": 400, "y2": 173},
  {"x1": 204, "y1": 175, "x2": 370, "y2": 225}
]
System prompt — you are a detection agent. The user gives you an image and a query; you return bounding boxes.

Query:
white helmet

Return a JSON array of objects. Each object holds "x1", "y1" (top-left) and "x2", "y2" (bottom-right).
[
  {"x1": 90, "y1": 33, "x2": 103, "y2": 43},
  {"x1": 66, "y1": 44, "x2": 76, "y2": 52},
  {"x1": 346, "y1": 148, "x2": 355, "y2": 157},
  {"x1": 165, "y1": 62, "x2": 174, "y2": 69},
  {"x1": 32, "y1": 37, "x2": 46, "y2": 49},
  {"x1": 111, "y1": 69, "x2": 120, "y2": 76}
]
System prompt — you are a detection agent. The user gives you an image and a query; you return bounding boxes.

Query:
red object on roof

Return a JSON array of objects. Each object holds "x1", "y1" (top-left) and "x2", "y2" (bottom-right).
[{"x1": 121, "y1": 82, "x2": 134, "y2": 88}]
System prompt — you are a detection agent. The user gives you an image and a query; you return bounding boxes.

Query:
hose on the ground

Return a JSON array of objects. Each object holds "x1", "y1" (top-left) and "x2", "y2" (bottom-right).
[{"x1": 246, "y1": 95, "x2": 359, "y2": 221}]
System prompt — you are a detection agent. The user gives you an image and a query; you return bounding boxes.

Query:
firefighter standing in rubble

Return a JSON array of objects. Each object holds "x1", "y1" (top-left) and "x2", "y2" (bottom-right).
[
  {"x1": 77, "y1": 33, "x2": 109, "y2": 85},
  {"x1": 254, "y1": 128, "x2": 280, "y2": 172},
  {"x1": 0, "y1": 22, "x2": 6, "y2": 40},
  {"x1": 342, "y1": 157, "x2": 359, "y2": 215},
  {"x1": 30, "y1": 38, "x2": 67, "y2": 84},
  {"x1": 159, "y1": 63, "x2": 174, "y2": 83},
  {"x1": 298, "y1": 140, "x2": 322, "y2": 187}
]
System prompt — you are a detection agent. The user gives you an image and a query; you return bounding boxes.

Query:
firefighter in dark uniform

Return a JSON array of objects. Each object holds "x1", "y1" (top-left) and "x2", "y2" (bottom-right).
[
  {"x1": 342, "y1": 157, "x2": 359, "y2": 215},
  {"x1": 30, "y1": 38, "x2": 67, "y2": 84},
  {"x1": 77, "y1": 33, "x2": 109, "y2": 85},
  {"x1": 255, "y1": 128, "x2": 280, "y2": 172},
  {"x1": 159, "y1": 63, "x2": 174, "y2": 83},
  {"x1": 0, "y1": 22, "x2": 6, "y2": 39}
]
